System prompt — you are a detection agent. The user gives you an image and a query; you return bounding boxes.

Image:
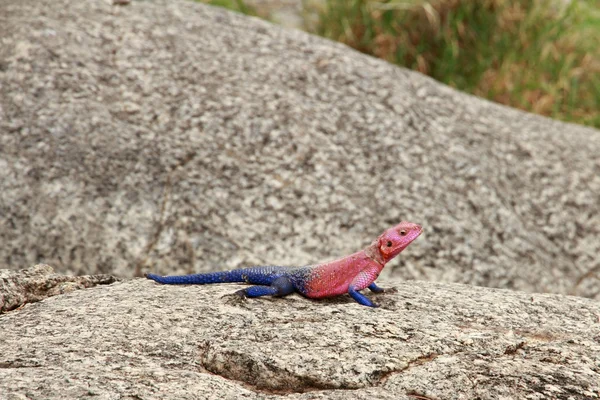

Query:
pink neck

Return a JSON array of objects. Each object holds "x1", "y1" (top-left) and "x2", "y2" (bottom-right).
[{"x1": 363, "y1": 240, "x2": 385, "y2": 266}]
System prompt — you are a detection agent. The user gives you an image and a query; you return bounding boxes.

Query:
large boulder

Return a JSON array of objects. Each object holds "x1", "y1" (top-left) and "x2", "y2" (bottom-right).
[
  {"x1": 0, "y1": 0, "x2": 599, "y2": 299},
  {"x1": 0, "y1": 268, "x2": 598, "y2": 399},
  {"x1": 1, "y1": 1, "x2": 599, "y2": 397}
]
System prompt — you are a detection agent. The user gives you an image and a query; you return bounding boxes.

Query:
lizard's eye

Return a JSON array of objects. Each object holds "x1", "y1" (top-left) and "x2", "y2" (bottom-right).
[
  {"x1": 387, "y1": 241, "x2": 393, "y2": 247},
  {"x1": 400, "y1": 230, "x2": 407, "y2": 236}
]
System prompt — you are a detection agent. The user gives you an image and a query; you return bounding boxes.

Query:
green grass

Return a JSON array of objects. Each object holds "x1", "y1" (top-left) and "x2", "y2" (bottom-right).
[
  {"x1": 311, "y1": 0, "x2": 600, "y2": 128},
  {"x1": 197, "y1": 0, "x2": 258, "y2": 16},
  {"x1": 199, "y1": 0, "x2": 600, "y2": 128}
]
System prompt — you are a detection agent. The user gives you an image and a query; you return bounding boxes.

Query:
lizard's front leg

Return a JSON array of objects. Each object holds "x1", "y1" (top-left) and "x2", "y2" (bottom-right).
[
  {"x1": 348, "y1": 286, "x2": 377, "y2": 307},
  {"x1": 368, "y1": 282, "x2": 385, "y2": 293},
  {"x1": 348, "y1": 268, "x2": 382, "y2": 307}
]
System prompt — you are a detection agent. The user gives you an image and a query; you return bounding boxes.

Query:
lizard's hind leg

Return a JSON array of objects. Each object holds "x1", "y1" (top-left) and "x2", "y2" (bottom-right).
[{"x1": 236, "y1": 276, "x2": 295, "y2": 298}]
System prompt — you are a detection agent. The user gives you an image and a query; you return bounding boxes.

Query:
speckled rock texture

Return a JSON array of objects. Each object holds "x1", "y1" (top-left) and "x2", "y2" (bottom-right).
[
  {"x1": 0, "y1": 275, "x2": 599, "y2": 399},
  {"x1": 0, "y1": 0, "x2": 599, "y2": 299},
  {"x1": 0, "y1": 264, "x2": 117, "y2": 313}
]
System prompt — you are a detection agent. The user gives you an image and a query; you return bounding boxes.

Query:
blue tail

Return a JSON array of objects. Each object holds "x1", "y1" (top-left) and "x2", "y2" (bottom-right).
[
  {"x1": 145, "y1": 271, "x2": 240, "y2": 285},
  {"x1": 145, "y1": 266, "x2": 288, "y2": 285}
]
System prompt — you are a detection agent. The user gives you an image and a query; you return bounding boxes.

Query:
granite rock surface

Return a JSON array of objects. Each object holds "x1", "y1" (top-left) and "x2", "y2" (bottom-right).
[
  {"x1": 0, "y1": 0, "x2": 599, "y2": 299},
  {"x1": 0, "y1": 269, "x2": 598, "y2": 399}
]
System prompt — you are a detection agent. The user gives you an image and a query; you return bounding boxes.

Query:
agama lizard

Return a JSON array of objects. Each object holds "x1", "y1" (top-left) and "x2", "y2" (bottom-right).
[{"x1": 146, "y1": 221, "x2": 422, "y2": 307}]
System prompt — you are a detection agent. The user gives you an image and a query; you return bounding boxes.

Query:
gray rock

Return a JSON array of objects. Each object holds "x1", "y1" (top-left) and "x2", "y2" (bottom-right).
[
  {"x1": 0, "y1": 274, "x2": 599, "y2": 399},
  {"x1": 0, "y1": 264, "x2": 117, "y2": 313},
  {"x1": 0, "y1": 0, "x2": 599, "y2": 299}
]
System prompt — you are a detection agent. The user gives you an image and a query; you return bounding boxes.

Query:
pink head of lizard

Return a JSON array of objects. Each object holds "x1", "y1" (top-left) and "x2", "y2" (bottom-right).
[
  {"x1": 375, "y1": 221, "x2": 423, "y2": 264},
  {"x1": 303, "y1": 221, "x2": 422, "y2": 299}
]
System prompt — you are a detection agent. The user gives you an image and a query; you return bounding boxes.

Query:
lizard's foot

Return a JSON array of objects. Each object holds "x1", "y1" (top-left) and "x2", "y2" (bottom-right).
[
  {"x1": 368, "y1": 282, "x2": 385, "y2": 293},
  {"x1": 221, "y1": 290, "x2": 248, "y2": 306},
  {"x1": 349, "y1": 287, "x2": 380, "y2": 307},
  {"x1": 371, "y1": 287, "x2": 399, "y2": 295}
]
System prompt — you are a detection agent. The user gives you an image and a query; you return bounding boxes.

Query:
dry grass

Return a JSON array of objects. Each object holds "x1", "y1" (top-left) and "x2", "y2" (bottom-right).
[{"x1": 310, "y1": 0, "x2": 600, "y2": 127}]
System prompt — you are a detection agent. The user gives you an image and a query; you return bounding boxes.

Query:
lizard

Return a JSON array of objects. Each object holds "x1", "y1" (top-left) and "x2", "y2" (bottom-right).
[{"x1": 145, "y1": 221, "x2": 422, "y2": 307}]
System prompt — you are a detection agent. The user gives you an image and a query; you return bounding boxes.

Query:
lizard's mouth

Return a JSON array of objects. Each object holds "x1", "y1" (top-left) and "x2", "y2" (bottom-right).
[{"x1": 411, "y1": 225, "x2": 423, "y2": 239}]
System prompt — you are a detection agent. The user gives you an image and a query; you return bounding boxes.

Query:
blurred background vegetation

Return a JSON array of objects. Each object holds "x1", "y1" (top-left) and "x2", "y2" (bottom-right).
[{"x1": 200, "y1": 0, "x2": 600, "y2": 129}]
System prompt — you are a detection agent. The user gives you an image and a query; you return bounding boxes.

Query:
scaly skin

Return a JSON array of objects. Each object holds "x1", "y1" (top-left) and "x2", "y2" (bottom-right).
[{"x1": 146, "y1": 221, "x2": 422, "y2": 307}]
